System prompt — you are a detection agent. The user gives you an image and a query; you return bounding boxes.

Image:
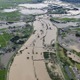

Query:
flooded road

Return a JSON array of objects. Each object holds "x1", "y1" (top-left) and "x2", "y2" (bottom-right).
[{"x1": 8, "y1": 15, "x2": 57, "y2": 80}]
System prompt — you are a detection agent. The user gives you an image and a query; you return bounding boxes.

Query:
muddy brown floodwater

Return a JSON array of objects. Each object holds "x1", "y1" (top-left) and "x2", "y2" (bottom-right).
[{"x1": 8, "y1": 15, "x2": 57, "y2": 80}]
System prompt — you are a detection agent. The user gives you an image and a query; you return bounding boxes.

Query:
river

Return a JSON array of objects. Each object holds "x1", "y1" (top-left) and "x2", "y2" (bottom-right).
[{"x1": 8, "y1": 14, "x2": 57, "y2": 80}]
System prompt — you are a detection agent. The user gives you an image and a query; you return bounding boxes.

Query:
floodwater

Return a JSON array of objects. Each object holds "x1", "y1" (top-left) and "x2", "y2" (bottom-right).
[
  {"x1": 18, "y1": 3, "x2": 48, "y2": 15},
  {"x1": 8, "y1": 15, "x2": 57, "y2": 80},
  {"x1": 19, "y1": 9, "x2": 47, "y2": 15},
  {"x1": 2, "y1": 3, "x2": 48, "y2": 15},
  {"x1": 3, "y1": 9, "x2": 17, "y2": 12},
  {"x1": 18, "y1": 3, "x2": 48, "y2": 9}
]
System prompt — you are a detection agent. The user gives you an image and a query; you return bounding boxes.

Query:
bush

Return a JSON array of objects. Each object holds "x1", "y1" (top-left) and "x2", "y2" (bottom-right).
[{"x1": 43, "y1": 52, "x2": 49, "y2": 59}]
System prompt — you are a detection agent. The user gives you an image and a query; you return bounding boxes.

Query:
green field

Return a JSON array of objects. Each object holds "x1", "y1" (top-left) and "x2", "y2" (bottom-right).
[
  {"x1": 74, "y1": 28, "x2": 80, "y2": 31},
  {"x1": 0, "y1": 0, "x2": 32, "y2": 8},
  {"x1": 0, "y1": 69, "x2": 6, "y2": 80},
  {"x1": 76, "y1": 63, "x2": 80, "y2": 70},
  {"x1": 0, "y1": 32, "x2": 12, "y2": 47},
  {"x1": 0, "y1": 11, "x2": 21, "y2": 21}
]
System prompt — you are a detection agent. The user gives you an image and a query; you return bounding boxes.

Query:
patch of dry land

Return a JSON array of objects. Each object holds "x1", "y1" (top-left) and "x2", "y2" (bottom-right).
[{"x1": 8, "y1": 15, "x2": 57, "y2": 80}]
